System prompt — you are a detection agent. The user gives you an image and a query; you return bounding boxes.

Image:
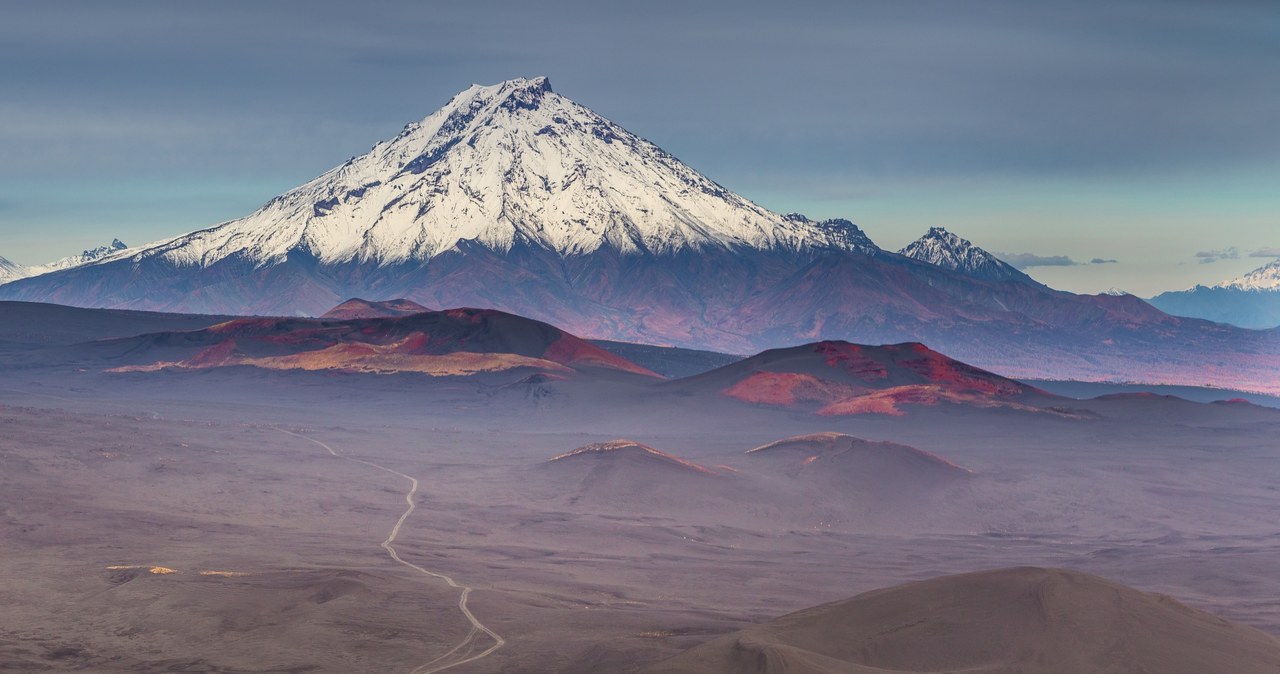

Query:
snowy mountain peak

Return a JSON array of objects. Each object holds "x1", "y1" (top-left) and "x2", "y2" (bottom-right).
[
  {"x1": 1215, "y1": 258, "x2": 1280, "y2": 291},
  {"x1": 122, "y1": 77, "x2": 870, "y2": 270},
  {"x1": 39, "y1": 239, "x2": 131, "y2": 275},
  {"x1": 899, "y1": 227, "x2": 1038, "y2": 285},
  {"x1": 783, "y1": 214, "x2": 879, "y2": 253},
  {"x1": 79, "y1": 239, "x2": 127, "y2": 261},
  {"x1": 500, "y1": 75, "x2": 552, "y2": 95},
  {"x1": 462, "y1": 75, "x2": 551, "y2": 97}
]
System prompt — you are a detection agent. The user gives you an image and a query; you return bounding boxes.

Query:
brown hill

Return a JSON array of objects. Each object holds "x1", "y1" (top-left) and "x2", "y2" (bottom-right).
[
  {"x1": 643, "y1": 567, "x2": 1280, "y2": 674},
  {"x1": 547, "y1": 440, "x2": 720, "y2": 476},
  {"x1": 741, "y1": 433, "x2": 972, "y2": 530},
  {"x1": 673, "y1": 341, "x2": 1054, "y2": 416},
  {"x1": 746, "y1": 432, "x2": 971, "y2": 482},
  {"x1": 540, "y1": 440, "x2": 732, "y2": 510},
  {"x1": 318, "y1": 298, "x2": 431, "y2": 320},
  {"x1": 108, "y1": 308, "x2": 657, "y2": 378}
]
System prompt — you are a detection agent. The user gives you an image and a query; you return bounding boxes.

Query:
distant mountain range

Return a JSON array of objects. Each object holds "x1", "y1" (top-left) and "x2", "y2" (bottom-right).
[
  {"x1": 1150, "y1": 258, "x2": 1280, "y2": 329},
  {"x1": 0, "y1": 77, "x2": 1277, "y2": 392}
]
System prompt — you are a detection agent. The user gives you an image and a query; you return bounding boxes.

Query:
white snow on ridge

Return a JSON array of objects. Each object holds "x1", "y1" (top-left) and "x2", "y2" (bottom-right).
[
  {"x1": 115, "y1": 77, "x2": 877, "y2": 270},
  {"x1": 1214, "y1": 258, "x2": 1280, "y2": 292},
  {"x1": 1, "y1": 239, "x2": 130, "y2": 283},
  {"x1": 0, "y1": 255, "x2": 27, "y2": 284},
  {"x1": 32, "y1": 239, "x2": 130, "y2": 275}
]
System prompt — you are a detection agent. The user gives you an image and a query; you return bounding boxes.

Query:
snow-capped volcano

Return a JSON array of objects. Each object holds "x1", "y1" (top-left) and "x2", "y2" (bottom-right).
[
  {"x1": 898, "y1": 227, "x2": 1038, "y2": 286},
  {"x1": 2, "y1": 77, "x2": 1277, "y2": 393},
  {"x1": 130, "y1": 76, "x2": 871, "y2": 269}
]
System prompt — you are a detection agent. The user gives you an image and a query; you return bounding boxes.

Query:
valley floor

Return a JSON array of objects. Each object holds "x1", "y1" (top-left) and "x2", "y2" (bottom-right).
[{"x1": 2, "y1": 377, "x2": 1279, "y2": 672}]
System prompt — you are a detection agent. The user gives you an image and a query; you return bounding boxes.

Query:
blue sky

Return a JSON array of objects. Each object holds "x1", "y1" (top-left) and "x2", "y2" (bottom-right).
[{"x1": 1, "y1": 0, "x2": 1277, "y2": 295}]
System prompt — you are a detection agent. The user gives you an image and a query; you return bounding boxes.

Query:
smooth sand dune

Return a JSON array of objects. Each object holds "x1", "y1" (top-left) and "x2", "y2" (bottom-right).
[{"x1": 643, "y1": 567, "x2": 1280, "y2": 674}]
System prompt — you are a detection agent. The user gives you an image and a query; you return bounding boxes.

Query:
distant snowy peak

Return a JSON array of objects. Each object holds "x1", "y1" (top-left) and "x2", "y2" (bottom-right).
[
  {"x1": 135, "y1": 76, "x2": 873, "y2": 269},
  {"x1": 87, "y1": 238, "x2": 128, "y2": 259},
  {"x1": 1149, "y1": 258, "x2": 1280, "y2": 329},
  {"x1": 0, "y1": 239, "x2": 129, "y2": 283},
  {"x1": 40, "y1": 238, "x2": 129, "y2": 273},
  {"x1": 1215, "y1": 258, "x2": 1280, "y2": 292},
  {"x1": 899, "y1": 227, "x2": 1039, "y2": 285}
]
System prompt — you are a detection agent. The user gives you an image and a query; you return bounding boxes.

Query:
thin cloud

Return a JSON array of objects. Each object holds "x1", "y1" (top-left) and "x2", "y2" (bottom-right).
[
  {"x1": 1090, "y1": 258, "x2": 1118, "y2": 264},
  {"x1": 1249, "y1": 247, "x2": 1280, "y2": 258},
  {"x1": 1195, "y1": 247, "x2": 1240, "y2": 264},
  {"x1": 997, "y1": 252, "x2": 1079, "y2": 270}
]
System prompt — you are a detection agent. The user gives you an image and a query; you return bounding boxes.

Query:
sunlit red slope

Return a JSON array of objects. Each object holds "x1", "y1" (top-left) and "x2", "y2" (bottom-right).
[
  {"x1": 673, "y1": 340, "x2": 1056, "y2": 415},
  {"x1": 110, "y1": 307, "x2": 657, "y2": 378}
]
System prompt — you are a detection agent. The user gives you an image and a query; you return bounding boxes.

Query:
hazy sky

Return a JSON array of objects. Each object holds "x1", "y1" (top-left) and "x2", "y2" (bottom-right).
[{"x1": 1, "y1": 0, "x2": 1277, "y2": 295}]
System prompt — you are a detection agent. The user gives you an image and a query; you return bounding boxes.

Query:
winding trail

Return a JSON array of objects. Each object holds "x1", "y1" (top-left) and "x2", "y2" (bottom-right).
[{"x1": 273, "y1": 428, "x2": 505, "y2": 673}]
